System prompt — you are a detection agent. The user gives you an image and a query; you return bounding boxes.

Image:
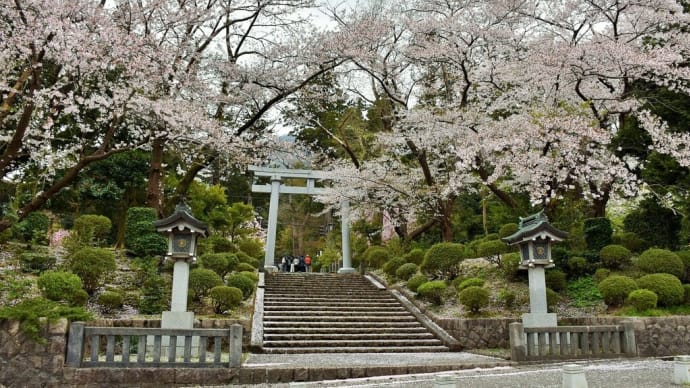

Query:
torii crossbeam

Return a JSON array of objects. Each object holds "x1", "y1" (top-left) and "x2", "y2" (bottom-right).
[{"x1": 248, "y1": 165, "x2": 355, "y2": 273}]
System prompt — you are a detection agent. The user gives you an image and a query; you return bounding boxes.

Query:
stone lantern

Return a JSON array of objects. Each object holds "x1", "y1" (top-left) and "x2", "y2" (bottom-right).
[
  {"x1": 502, "y1": 210, "x2": 567, "y2": 327},
  {"x1": 154, "y1": 203, "x2": 208, "y2": 348}
]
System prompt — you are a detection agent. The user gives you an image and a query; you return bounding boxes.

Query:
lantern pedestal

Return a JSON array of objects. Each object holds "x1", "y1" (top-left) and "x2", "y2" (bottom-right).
[{"x1": 522, "y1": 264, "x2": 557, "y2": 328}]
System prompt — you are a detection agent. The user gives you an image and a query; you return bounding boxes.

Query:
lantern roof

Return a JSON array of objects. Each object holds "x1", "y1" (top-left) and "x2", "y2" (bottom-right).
[
  {"x1": 154, "y1": 202, "x2": 209, "y2": 236},
  {"x1": 501, "y1": 210, "x2": 568, "y2": 245}
]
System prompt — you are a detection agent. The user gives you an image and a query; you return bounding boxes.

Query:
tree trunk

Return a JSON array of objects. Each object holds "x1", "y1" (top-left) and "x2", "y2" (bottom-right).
[{"x1": 146, "y1": 137, "x2": 165, "y2": 216}]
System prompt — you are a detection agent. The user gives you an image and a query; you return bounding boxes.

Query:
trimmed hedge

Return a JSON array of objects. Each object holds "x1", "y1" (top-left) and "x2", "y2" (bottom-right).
[
  {"x1": 421, "y1": 243, "x2": 465, "y2": 279},
  {"x1": 403, "y1": 249, "x2": 425, "y2": 265},
  {"x1": 417, "y1": 280, "x2": 447, "y2": 305},
  {"x1": 407, "y1": 274, "x2": 429, "y2": 292},
  {"x1": 498, "y1": 223, "x2": 519, "y2": 238},
  {"x1": 382, "y1": 257, "x2": 406, "y2": 278},
  {"x1": 567, "y1": 257, "x2": 589, "y2": 278},
  {"x1": 363, "y1": 246, "x2": 390, "y2": 269},
  {"x1": 636, "y1": 273, "x2": 684, "y2": 307},
  {"x1": 593, "y1": 268, "x2": 611, "y2": 284},
  {"x1": 599, "y1": 244, "x2": 632, "y2": 269},
  {"x1": 458, "y1": 286, "x2": 490, "y2": 313},
  {"x1": 68, "y1": 247, "x2": 117, "y2": 295},
  {"x1": 395, "y1": 263, "x2": 419, "y2": 281},
  {"x1": 209, "y1": 286, "x2": 243, "y2": 313},
  {"x1": 626, "y1": 289, "x2": 657, "y2": 311},
  {"x1": 188, "y1": 268, "x2": 223, "y2": 299},
  {"x1": 97, "y1": 291, "x2": 124, "y2": 312},
  {"x1": 636, "y1": 248, "x2": 684, "y2": 278},
  {"x1": 226, "y1": 273, "x2": 255, "y2": 299},
  {"x1": 454, "y1": 277, "x2": 484, "y2": 292},
  {"x1": 598, "y1": 275, "x2": 638, "y2": 307},
  {"x1": 236, "y1": 262, "x2": 256, "y2": 272},
  {"x1": 545, "y1": 270, "x2": 567, "y2": 292},
  {"x1": 37, "y1": 270, "x2": 87, "y2": 306},
  {"x1": 19, "y1": 251, "x2": 56, "y2": 274},
  {"x1": 199, "y1": 253, "x2": 230, "y2": 278},
  {"x1": 124, "y1": 207, "x2": 167, "y2": 257}
]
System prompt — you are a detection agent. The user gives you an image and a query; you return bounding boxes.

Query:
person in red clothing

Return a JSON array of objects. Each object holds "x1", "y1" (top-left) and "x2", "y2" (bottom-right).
[{"x1": 304, "y1": 254, "x2": 311, "y2": 272}]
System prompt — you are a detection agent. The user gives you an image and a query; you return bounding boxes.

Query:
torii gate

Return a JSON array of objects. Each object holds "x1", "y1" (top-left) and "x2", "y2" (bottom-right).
[{"x1": 249, "y1": 165, "x2": 355, "y2": 273}]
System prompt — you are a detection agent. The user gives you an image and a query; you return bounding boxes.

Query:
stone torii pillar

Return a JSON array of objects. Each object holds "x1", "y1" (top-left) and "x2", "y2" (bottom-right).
[{"x1": 249, "y1": 166, "x2": 354, "y2": 272}]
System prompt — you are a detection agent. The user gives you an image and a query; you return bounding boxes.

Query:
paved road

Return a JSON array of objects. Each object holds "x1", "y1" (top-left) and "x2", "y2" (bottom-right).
[{"x1": 238, "y1": 357, "x2": 679, "y2": 387}]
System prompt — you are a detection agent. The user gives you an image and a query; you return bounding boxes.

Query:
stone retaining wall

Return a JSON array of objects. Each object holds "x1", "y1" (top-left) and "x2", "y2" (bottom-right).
[{"x1": 436, "y1": 315, "x2": 690, "y2": 357}]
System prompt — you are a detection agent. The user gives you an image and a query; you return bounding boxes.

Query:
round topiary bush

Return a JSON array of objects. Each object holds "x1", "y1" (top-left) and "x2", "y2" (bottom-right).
[
  {"x1": 454, "y1": 277, "x2": 485, "y2": 292},
  {"x1": 421, "y1": 243, "x2": 465, "y2": 279},
  {"x1": 416, "y1": 280, "x2": 447, "y2": 305},
  {"x1": 477, "y1": 240, "x2": 508, "y2": 264},
  {"x1": 67, "y1": 247, "x2": 117, "y2": 295},
  {"x1": 498, "y1": 223, "x2": 519, "y2": 239},
  {"x1": 636, "y1": 273, "x2": 684, "y2": 307},
  {"x1": 612, "y1": 231, "x2": 648, "y2": 253},
  {"x1": 382, "y1": 257, "x2": 406, "y2": 278},
  {"x1": 19, "y1": 251, "x2": 56, "y2": 274},
  {"x1": 236, "y1": 262, "x2": 256, "y2": 272},
  {"x1": 188, "y1": 268, "x2": 223, "y2": 300},
  {"x1": 225, "y1": 273, "x2": 255, "y2": 299},
  {"x1": 684, "y1": 284, "x2": 690, "y2": 305},
  {"x1": 236, "y1": 252, "x2": 260, "y2": 268},
  {"x1": 567, "y1": 257, "x2": 589, "y2": 278},
  {"x1": 240, "y1": 271, "x2": 259, "y2": 283},
  {"x1": 395, "y1": 263, "x2": 419, "y2": 281},
  {"x1": 598, "y1": 275, "x2": 638, "y2": 307},
  {"x1": 97, "y1": 290, "x2": 124, "y2": 313},
  {"x1": 73, "y1": 214, "x2": 112, "y2": 246},
  {"x1": 675, "y1": 250, "x2": 690, "y2": 282},
  {"x1": 407, "y1": 274, "x2": 428, "y2": 292},
  {"x1": 458, "y1": 286, "x2": 490, "y2": 313},
  {"x1": 599, "y1": 244, "x2": 632, "y2": 269},
  {"x1": 37, "y1": 270, "x2": 85, "y2": 305},
  {"x1": 593, "y1": 268, "x2": 611, "y2": 284},
  {"x1": 403, "y1": 249, "x2": 425, "y2": 265},
  {"x1": 636, "y1": 248, "x2": 684, "y2": 278},
  {"x1": 208, "y1": 286, "x2": 243, "y2": 313},
  {"x1": 626, "y1": 289, "x2": 657, "y2": 311},
  {"x1": 363, "y1": 246, "x2": 390, "y2": 269},
  {"x1": 546, "y1": 288, "x2": 560, "y2": 312},
  {"x1": 545, "y1": 270, "x2": 567, "y2": 292},
  {"x1": 199, "y1": 253, "x2": 230, "y2": 278}
]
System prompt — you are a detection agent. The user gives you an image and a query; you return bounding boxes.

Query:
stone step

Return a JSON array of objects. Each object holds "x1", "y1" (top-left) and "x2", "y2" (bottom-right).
[
  {"x1": 263, "y1": 305, "x2": 406, "y2": 312},
  {"x1": 263, "y1": 300, "x2": 400, "y2": 307},
  {"x1": 263, "y1": 313, "x2": 417, "y2": 321},
  {"x1": 263, "y1": 327, "x2": 429, "y2": 334},
  {"x1": 263, "y1": 311, "x2": 411, "y2": 319},
  {"x1": 264, "y1": 288, "x2": 380, "y2": 293},
  {"x1": 262, "y1": 339, "x2": 445, "y2": 348},
  {"x1": 260, "y1": 345, "x2": 450, "y2": 354},
  {"x1": 262, "y1": 321, "x2": 424, "y2": 328},
  {"x1": 263, "y1": 333, "x2": 436, "y2": 341}
]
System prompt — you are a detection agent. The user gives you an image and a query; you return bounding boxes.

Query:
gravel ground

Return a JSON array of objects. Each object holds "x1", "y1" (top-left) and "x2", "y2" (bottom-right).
[{"x1": 235, "y1": 358, "x2": 679, "y2": 387}]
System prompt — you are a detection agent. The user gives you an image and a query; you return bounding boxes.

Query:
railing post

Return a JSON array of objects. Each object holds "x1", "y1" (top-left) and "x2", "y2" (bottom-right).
[
  {"x1": 622, "y1": 320, "x2": 637, "y2": 356},
  {"x1": 229, "y1": 324, "x2": 243, "y2": 368},
  {"x1": 509, "y1": 322, "x2": 526, "y2": 361},
  {"x1": 66, "y1": 321, "x2": 85, "y2": 367}
]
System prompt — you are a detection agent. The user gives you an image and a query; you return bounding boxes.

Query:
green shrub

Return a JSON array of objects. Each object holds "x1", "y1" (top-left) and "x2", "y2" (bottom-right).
[
  {"x1": 593, "y1": 268, "x2": 611, "y2": 284},
  {"x1": 382, "y1": 257, "x2": 406, "y2": 278},
  {"x1": 567, "y1": 257, "x2": 589, "y2": 278},
  {"x1": 612, "y1": 232, "x2": 648, "y2": 253},
  {"x1": 636, "y1": 273, "x2": 684, "y2": 307},
  {"x1": 477, "y1": 240, "x2": 507, "y2": 264},
  {"x1": 684, "y1": 284, "x2": 690, "y2": 305},
  {"x1": 546, "y1": 288, "x2": 560, "y2": 312},
  {"x1": 454, "y1": 277, "x2": 485, "y2": 292},
  {"x1": 124, "y1": 207, "x2": 167, "y2": 257},
  {"x1": 236, "y1": 252, "x2": 260, "y2": 268},
  {"x1": 421, "y1": 243, "x2": 465, "y2": 279},
  {"x1": 584, "y1": 217, "x2": 613, "y2": 252},
  {"x1": 599, "y1": 245, "x2": 632, "y2": 269},
  {"x1": 67, "y1": 247, "x2": 117, "y2": 295},
  {"x1": 208, "y1": 286, "x2": 243, "y2": 313},
  {"x1": 363, "y1": 246, "x2": 390, "y2": 269},
  {"x1": 97, "y1": 291, "x2": 123, "y2": 312},
  {"x1": 395, "y1": 263, "x2": 419, "y2": 281},
  {"x1": 624, "y1": 196, "x2": 681, "y2": 250},
  {"x1": 407, "y1": 274, "x2": 429, "y2": 292},
  {"x1": 484, "y1": 233, "x2": 500, "y2": 241},
  {"x1": 73, "y1": 214, "x2": 112, "y2": 246},
  {"x1": 498, "y1": 223, "x2": 519, "y2": 238},
  {"x1": 236, "y1": 262, "x2": 256, "y2": 272},
  {"x1": 199, "y1": 253, "x2": 231, "y2": 278},
  {"x1": 598, "y1": 275, "x2": 638, "y2": 307},
  {"x1": 499, "y1": 252, "x2": 521, "y2": 281},
  {"x1": 498, "y1": 288, "x2": 516, "y2": 309},
  {"x1": 626, "y1": 289, "x2": 657, "y2": 311},
  {"x1": 545, "y1": 270, "x2": 567, "y2": 292},
  {"x1": 417, "y1": 280, "x2": 447, "y2": 305},
  {"x1": 403, "y1": 249, "x2": 425, "y2": 265},
  {"x1": 675, "y1": 250, "x2": 690, "y2": 282},
  {"x1": 458, "y1": 286, "x2": 490, "y2": 313},
  {"x1": 138, "y1": 261, "x2": 168, "y2": 314},
  {"x1": 13, "y1": 212, "x2": 49, "y2": 243},
  {"x1": 636, "y1": 248, "x2": 684, "y2": 278},
  {"x1": 201, "y1": 235, "x2": 236, "y2": 254},
  {"x1": 225, "y1": 273, "x2": 255, "y2": 299},
  {"x1": 19, "y1": 251, "x2": 56, "y2": 274},
  {"x1": 237, "y1": 238, "x2": 263, "y2": 259},
  {"x1": 0, "y1": 298, "x2": 92, "y2": 343},
  {"x1": 240, "y1": 271, "x2": 259, "y2": 283},
  {"x1": 188, "y1": 269, "x2": 223, "y2": 300},
  {"x1": 37, "y1": 271, "x2": 85, "y2": 305},
  {"x1": 551, "y1": 246, "x2": 570, "y2": 269}
]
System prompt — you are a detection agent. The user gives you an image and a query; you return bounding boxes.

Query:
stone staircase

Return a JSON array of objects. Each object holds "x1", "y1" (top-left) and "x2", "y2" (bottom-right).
[{"x1": 260, "y1": 272, "x2": 449, "y2": 353}]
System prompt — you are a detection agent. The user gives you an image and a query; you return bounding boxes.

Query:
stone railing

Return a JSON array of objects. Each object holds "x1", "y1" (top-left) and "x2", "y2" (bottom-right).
[
  {"x1": 66, "y1": 322, "x2": 242, "y2": 368},
  {"x1": 509, "y1": 322, "x2": 637, "y2": 362}
]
